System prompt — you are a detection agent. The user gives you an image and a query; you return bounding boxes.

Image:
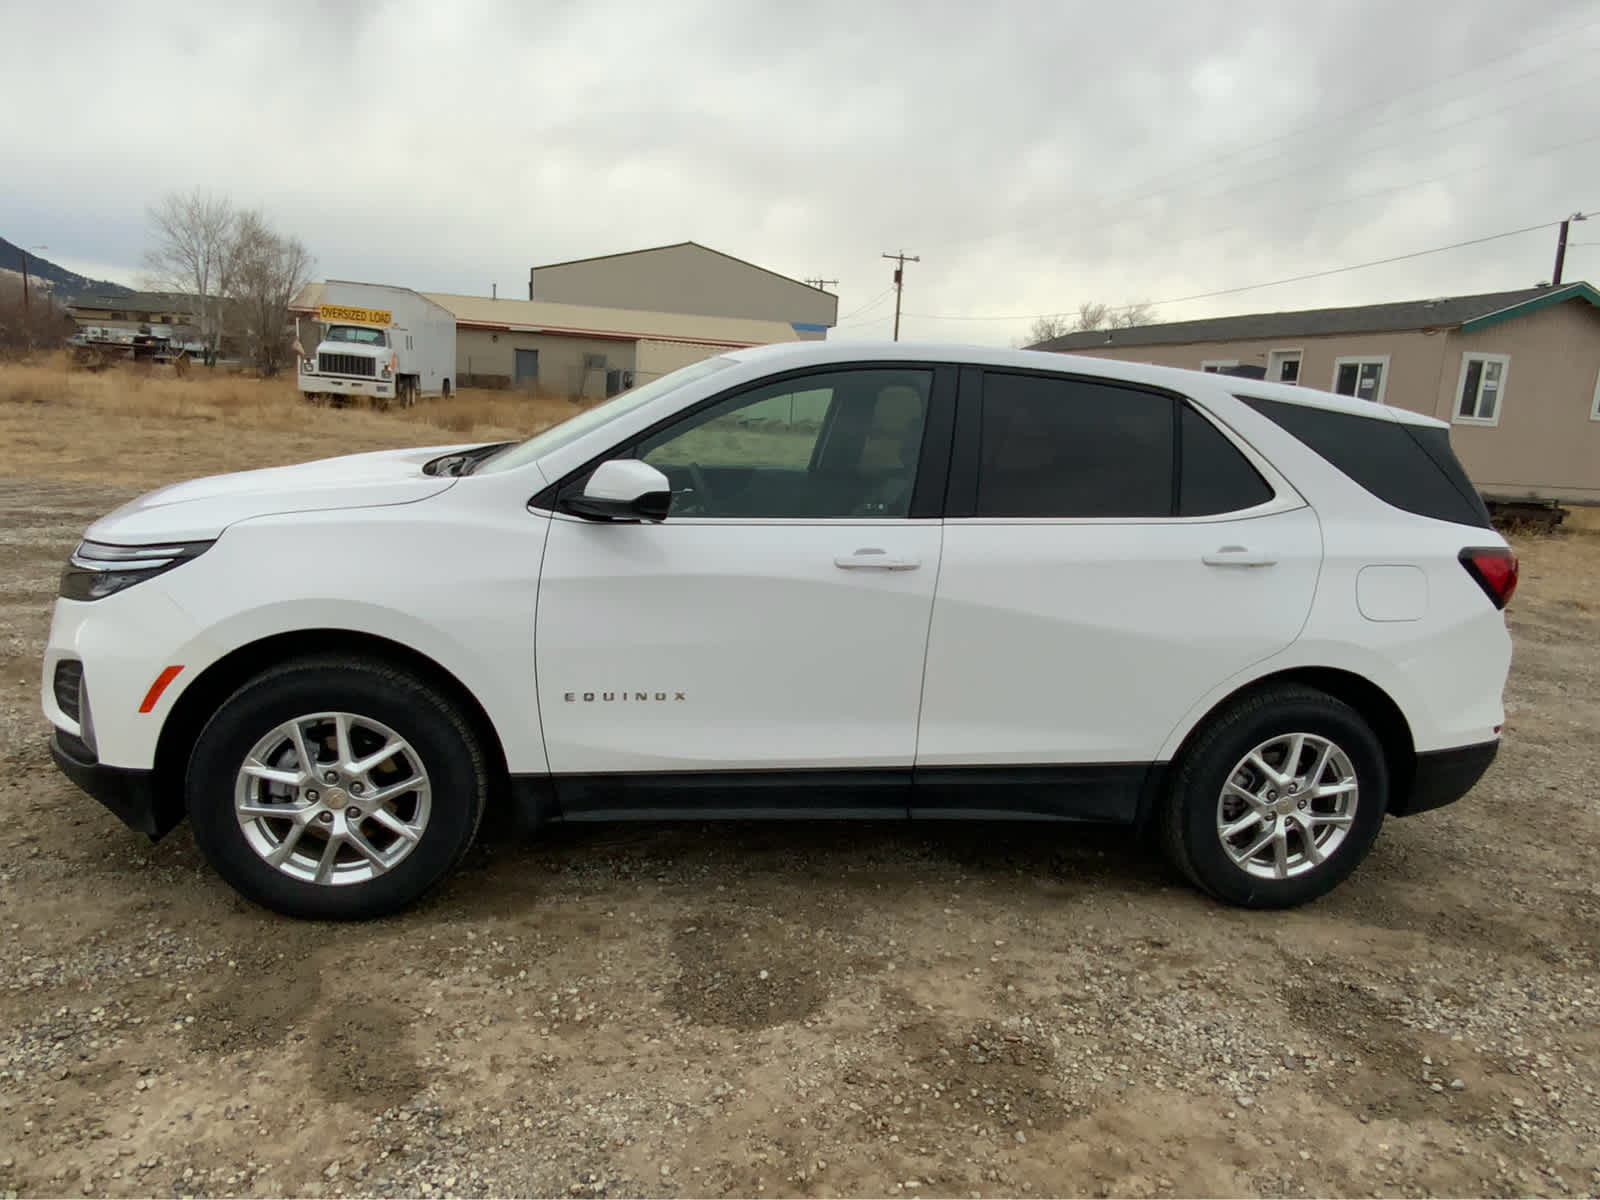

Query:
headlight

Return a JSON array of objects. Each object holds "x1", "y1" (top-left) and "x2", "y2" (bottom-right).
[
  {"x1": 381, "y1": 363, "x2": 393, "y2": 379},
  {"x1": 60, "y1": 539, "x2": 213, "y2": 602},
  {"x1": 303, "y1": 357, "x2": 317, "y2": 373}
]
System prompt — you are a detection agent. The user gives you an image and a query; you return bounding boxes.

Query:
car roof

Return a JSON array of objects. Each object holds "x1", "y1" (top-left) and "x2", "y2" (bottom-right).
[{"x1": 728, "y1": 341, "x2": 1449, "y2": 430}]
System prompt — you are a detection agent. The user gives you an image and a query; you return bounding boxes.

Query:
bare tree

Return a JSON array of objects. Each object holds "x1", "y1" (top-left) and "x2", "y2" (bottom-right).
[
  {"x1": 143, "y1": 189, "x2": 236, "y2": 366},
  {"x1": 1024, "y1": 300, "x2": 1157, "y2": 347},
  {"x1": 0, "y1": 270, "x2": 74, "y2": 356},
  {"x1": 1111, "y1": 301, "x2": 1153, "y2": 329},
  {"x1": 226, "y1": 210, "x2": 314, "y2": 376},
  {"x1": 1024, "y1": 314, "x2": 1074, "y2": 345},
  {"x1": 1074, "y1": 301, "x2": 1111, "y2": 332},
  {"x1": 1075, "y1": 299, "x2": 1154, "y2": 331}
]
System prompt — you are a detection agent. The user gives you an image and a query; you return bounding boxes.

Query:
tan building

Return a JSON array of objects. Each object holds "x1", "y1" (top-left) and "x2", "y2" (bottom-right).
[
  {"x1": 427, "y1": 291, "x2": 803, "y2": 397},
  {"x1": 528, "y1": 241, "x2": 838, "y2": 335},
  {"x1": 1034, "y1": 283, "x2": 1600, "y2": 504},
  {"x1": 290, "y1": 282, "x2": 807, "y2": 399}
]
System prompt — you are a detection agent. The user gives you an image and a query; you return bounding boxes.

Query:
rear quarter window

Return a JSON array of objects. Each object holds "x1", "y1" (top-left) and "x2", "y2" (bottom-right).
[
  {"x1": 1179, "y1": 405, "x2": 1274, "y2": 516},
  {"x1": 1237, "y1": 395, "x2": 1491, "y2": 528}
]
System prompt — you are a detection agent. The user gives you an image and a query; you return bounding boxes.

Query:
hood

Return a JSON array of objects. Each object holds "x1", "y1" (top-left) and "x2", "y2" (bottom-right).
[
  {"x1": 316, "y1": 340, "x2": 385, "y2": 357},
  {"x1": 86, "y1": 444, "x2": 478, "y2": 543}
]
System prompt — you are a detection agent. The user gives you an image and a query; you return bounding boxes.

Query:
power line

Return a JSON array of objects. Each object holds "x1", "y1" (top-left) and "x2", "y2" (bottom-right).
[
  {"x1": 899, "y1": 124, "x2": 1600, "y2": 321},
  {"x1": 836, "y1": 285, "x2": 896, "y2": 323},
  {"x1": 932, "y1": 18, "x2": 1600, "y2": 255},
  {"x1": 906, "y1": 213, "x2": 1593, "y2": 324},
  {"x1": 1060, "y1": 127, "x2": 1600, "y2": 278},
  {"x1": 950, "y1": 76, "x2": 1598, "y2": 266},
  {"x1": 837, "y1": 312, "x2": 897, "y2": 330}
]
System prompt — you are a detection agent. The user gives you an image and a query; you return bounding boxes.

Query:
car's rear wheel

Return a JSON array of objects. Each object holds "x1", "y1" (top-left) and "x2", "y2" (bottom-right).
[
  {"x1": 186, "y1": 658, "x2": 486, "y2": 919},
  {"x1": 1160, "y1": 685, "x2": 1387, "y2": 908}
]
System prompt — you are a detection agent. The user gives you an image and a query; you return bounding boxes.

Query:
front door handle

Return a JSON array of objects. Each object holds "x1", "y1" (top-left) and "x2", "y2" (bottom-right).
[
  {"x1": 835, "y1": 548, "x2": 921, "y2": 570},
  {"x1": 1203, "y1": 545, "x2": 1279, "y2": 567}
]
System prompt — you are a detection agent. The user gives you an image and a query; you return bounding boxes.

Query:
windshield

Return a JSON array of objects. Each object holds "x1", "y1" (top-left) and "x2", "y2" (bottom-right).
[
  {"x1": 324, "y1": 325, "x2": 388, "y2": 347},
  {"x1": 472, "y1": 355, "x2": 738, "y2": 475}
]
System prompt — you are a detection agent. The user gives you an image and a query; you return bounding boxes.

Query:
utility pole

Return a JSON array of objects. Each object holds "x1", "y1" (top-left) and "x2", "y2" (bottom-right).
[
  {"x1": 881, "y1": 251, "x2": 919, "y2": 341},
  {"x1": 803, "y1": 277, "x2": 838, "y2": 292},
  {"x1": 1552, "y1": 212, "x2": 1587, "y2": 287}
]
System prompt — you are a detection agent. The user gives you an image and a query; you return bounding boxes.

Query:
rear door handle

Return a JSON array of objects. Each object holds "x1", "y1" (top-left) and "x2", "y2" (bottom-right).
[
  {"x1": 1203, "y1": 545, "x2": 1279, "y2": 567},
  {"x1": 835, "y1": 548, "x2": 921, "y2": 570}
]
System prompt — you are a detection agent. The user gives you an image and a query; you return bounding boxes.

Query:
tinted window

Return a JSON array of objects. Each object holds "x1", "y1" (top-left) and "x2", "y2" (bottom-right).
[
  {"x1": 1237, "y1": 395, "x2": 1490, "y2": 528},
  {"x1": 1179, "y1": 405, "x2": 1274, "y2": 516},
  {"x1": 636, "y1": 369, "x2": 931, "y2": 518},
  {"x1": 976, "y1": 374, "x2": 1174, "y2": 518}
]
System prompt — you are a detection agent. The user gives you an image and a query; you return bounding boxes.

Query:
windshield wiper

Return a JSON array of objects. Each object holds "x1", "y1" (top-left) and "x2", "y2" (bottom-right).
[{"x1": 423, "y1": 442, "x2": 515, "y2": 477}]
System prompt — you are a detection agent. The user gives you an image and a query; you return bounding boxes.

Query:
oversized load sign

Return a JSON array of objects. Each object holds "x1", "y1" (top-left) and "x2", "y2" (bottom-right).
[{"x1": 318, "y1": 304, "x2": 393, "y2": 325}]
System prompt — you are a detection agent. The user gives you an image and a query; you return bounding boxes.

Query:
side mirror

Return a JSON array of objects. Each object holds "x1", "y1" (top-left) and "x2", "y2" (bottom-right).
[{"x1": 565, "y1": 459, "x2": 672, "y2": 522}]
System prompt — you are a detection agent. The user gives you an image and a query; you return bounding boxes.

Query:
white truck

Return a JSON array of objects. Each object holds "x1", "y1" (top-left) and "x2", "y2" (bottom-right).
[{"x1": 297, "y1": 282, "x2": 455, "y2": 409}]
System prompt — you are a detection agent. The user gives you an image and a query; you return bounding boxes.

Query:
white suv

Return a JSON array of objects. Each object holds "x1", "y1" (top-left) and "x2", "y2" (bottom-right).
[{"x1": 42, "y1": 343, "x2": 1516, "y2": 918}]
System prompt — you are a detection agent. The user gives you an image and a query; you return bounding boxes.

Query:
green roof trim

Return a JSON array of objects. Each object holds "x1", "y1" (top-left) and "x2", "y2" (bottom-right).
[{"x1": 1459, "y1": 281, "x2": 1600, "y2": 333}]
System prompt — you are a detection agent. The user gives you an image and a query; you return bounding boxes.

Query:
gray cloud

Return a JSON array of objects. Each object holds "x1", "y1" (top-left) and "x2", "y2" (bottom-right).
[{"x1": 3, "y1": 0, "x2": 1596, "y2": 345}]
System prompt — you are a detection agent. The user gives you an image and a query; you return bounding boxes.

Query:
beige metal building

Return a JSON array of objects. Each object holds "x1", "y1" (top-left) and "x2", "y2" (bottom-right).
[
  {"x1": 427, "y1": 291, "x2": 802, "y2": 397},
  {"x1": 527, "y1": 242, "x2": 838, "y2": 334},
  {"x1": 290, "y1": 282, "x2": 805, "y2": 399},
  {"x1": 1034, "y1": 283, "x2": 1600, "y2": 503}
]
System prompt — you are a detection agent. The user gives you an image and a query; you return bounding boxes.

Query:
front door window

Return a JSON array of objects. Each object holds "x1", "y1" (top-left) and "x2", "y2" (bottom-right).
[{"x1": 636, "y1": 369, "x2": 932, "y2": 518}]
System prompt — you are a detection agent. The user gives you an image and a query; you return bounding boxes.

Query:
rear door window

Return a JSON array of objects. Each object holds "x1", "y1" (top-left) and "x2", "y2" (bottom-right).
[{"x1": 975, "y1": 373, "x2": 1174, "y2": 518}]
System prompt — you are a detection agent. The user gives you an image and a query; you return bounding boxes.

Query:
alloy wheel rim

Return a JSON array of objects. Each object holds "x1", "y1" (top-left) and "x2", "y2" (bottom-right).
[
  {"x1": 233, "y1": 711, "x2": 431, "y2": 886},
  {"x1": 1215, "y1": 732, "x2": 1358, "y2": 881}
]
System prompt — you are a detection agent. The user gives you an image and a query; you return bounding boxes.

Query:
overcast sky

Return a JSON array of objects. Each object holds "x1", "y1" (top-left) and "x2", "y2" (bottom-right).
[{"x1": 3, "y1": 0, "x2": 1597, "y2": 346}]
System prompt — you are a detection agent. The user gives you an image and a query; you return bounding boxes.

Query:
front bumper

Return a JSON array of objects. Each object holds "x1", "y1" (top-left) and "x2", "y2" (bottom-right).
[
  {"x1": 1391, "y1": 740, "x2": 1499, "y2": 817},
  {"x1": 49, "y1": 730, "x2": 180, "y2": 840},
  {"x1": 299, "y1": 374, "x2": 392, "y2": 398}
]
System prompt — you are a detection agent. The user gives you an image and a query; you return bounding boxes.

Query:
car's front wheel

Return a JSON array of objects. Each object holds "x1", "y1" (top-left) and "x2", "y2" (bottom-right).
[
  {"x1": 186, "y1": 657, "x2": 486, "y2": 919},
  {"x1": 1159, "y1": 685, "x2": 1388, "y2": 908}
]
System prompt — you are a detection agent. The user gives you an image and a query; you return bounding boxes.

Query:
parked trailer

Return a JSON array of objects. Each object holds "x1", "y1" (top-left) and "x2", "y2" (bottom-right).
[
  {"x1": 1482, "y1": 495, "x2": 1575, "y2": 534},
  {"x1": 297, "y1": 283, "x2": 455, "y2": 409}
]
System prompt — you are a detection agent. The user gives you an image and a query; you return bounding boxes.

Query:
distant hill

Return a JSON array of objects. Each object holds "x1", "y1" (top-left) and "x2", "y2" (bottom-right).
[{"x1": 0, "y1": 237, "x2": 134, "y2": 299}]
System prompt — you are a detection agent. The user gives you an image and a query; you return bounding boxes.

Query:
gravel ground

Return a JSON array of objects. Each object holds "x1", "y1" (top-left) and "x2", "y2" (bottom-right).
[{"x1": 1, "y1": 477, "x2": 1598, "y2": 1199}]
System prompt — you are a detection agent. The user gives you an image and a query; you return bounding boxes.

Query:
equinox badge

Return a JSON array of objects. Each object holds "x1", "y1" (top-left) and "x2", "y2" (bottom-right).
[{"x1": 564, "y1": 691, "x2": 687, "y2": 702}]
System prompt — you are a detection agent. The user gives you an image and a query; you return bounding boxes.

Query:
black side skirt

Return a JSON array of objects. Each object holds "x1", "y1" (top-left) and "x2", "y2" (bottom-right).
[{"x1": 513, "y1": 764, "x2": 1157, "y2": 825}]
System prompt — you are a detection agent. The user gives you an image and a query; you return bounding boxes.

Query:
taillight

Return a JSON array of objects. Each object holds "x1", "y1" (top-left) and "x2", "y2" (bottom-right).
[{"x1": 1459, "y1": 546, "x2": 1518, "y2": 609}]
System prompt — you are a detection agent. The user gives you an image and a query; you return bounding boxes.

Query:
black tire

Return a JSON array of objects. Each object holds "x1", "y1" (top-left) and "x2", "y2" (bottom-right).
[
  {"x1": 1159, "y1": 685, "x2": 1387, "y2": 909},
  {"x1": 186, "y1": 657, "x2": 486, "y2": 919}
]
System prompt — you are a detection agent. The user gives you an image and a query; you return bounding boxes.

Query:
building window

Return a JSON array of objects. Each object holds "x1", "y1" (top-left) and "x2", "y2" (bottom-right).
[
  {"x1": 1331, "y1": 356, "x2": 1388, "y2": 404},
  {"x1": 1455, "y1": 353, "x2": 1508, "y2": 426},
  {"x1": 1201, "y1": 360, "x2": 1239, "y2": 373},
  {"x1": 1267, "y1": 349, "x2": 1302, "y2": 384},
  {"x1": 1592, "y1": 369, "x2": 1600, "y2": 422}
]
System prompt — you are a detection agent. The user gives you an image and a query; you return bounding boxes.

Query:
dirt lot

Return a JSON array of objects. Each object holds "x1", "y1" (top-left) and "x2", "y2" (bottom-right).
[{"x1": 1, "y1": 364, "x2": 1598, "y2": 1198}]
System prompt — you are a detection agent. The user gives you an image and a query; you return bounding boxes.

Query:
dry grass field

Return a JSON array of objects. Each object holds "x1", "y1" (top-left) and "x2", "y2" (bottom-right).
[
  {"x1": 1, "y1": 358, "x2": 1599, "y2": 1198},
  {"x1": 0, "y1": 355, "x2": 579, "y2": 488}
]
